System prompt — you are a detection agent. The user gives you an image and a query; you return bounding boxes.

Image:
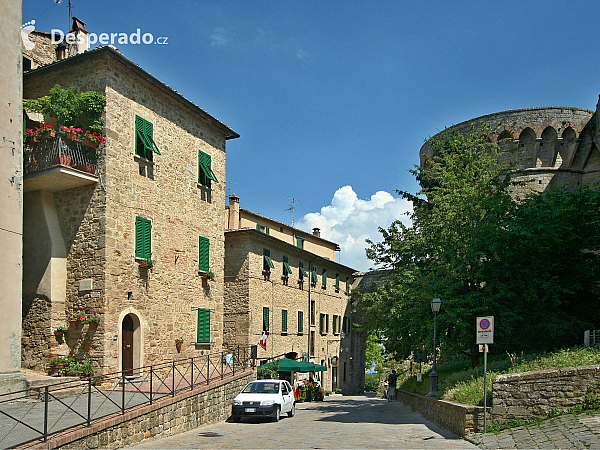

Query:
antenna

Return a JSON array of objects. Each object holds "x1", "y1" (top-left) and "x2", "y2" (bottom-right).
[
  {"x1": 284, "y1": 197, "x2": 302, "y2": 227},
  {"x1": 68, "y1": 0, "x2": 73, "y2": 31},
  {"x1": 226, "y1": 181, "x2": 239, "y2": 200}
]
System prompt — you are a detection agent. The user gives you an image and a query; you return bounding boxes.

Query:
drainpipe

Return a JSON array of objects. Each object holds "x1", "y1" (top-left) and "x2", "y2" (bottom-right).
[{"x1": 307, "y1": 259, "x2": 312, "y2": 361}]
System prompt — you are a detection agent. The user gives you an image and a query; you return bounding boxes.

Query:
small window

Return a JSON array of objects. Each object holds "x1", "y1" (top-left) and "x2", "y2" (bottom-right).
[
  {"x1": 319, "y1": 313, "x2": 325, "y2": 334},
  {"x1": 295, "y1": 235, "x2": 304, "y2": 249},
  {"x1": 282, "y1": 309, "x2": 288, "y2": 333},
  {"x1": 196, "y1": 308, "x2": 210, "y2": 343},
  {"x1": 263, "y1": 307, "x2": 270, "y2": 331},
  {"x1": 283, "y1": 256, "x2": 292, "y2": 277},
  {"x1": 135, "y1": 115, "x2": 160, "y2": 161},
  {"x1": 311, "y1": 266, "x2": 318, "y2": 287},
  {"x1": 299, "y1": 261, "x2": 307, "y2": 280},
  {"x1": 198, "y1": 150, "x2": 218, "y2": 188},
  {"x1": 298, "y1": 311, "x2": 304, "y2": 334},
  {"x1": 263, "y1": 248, "x2": 274, "y2": 272},
  {"x1": 135, "y1": 216, "x2": 152, "y2": 259},
  {"x1": 321, "y1": 268, "x2": 327, "y2": 288},
  {"x1": 326, "y1": 314, "x2": 329, "y2": 333},
  {"x1": 198, "y1": 236, "x2": 210, "y2": 272},
  {"x1": 335, "y1": 274, "x2": 340, "y2": 291},
  {"x1": 345, "y1": 276, "x2": 351, "y2": 295}
]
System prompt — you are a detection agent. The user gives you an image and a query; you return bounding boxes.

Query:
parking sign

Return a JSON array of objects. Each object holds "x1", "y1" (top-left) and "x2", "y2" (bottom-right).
[{"x1": 476, "y1": 316, "x2": 494, "y2": 344}]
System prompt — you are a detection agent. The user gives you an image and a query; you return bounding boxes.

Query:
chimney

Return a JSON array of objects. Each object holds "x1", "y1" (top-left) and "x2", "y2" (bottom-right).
[
  {"x1": 56, "y1": 43, "x2": 67, "y2": 60},
  {"x1": 228, "y1": 194, "x2": 240, "y2": 230},
  {"x1": 312, "y1": 228, "x2": 320, "y2": 237},
  {"x1": 69, "y1": 17, "x2": 89, "y2": 56}
]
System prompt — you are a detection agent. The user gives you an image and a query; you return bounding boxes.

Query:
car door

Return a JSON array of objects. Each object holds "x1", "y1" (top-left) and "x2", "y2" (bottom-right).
[{"x1": 280, "y1": 382, "x2": 292, "y2": 412}]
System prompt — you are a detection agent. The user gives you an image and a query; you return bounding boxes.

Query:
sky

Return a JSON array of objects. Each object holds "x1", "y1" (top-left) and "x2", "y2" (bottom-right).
[{"x1": 23, "y1": 0, "x2": 600, "y2": 271}]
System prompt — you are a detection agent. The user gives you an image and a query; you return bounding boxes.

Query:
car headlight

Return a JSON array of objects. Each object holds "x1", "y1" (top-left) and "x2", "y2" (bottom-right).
[
  {"x1": 260, "y1": 400, "x2": 275, "y2": 406},
  {"x1": 233, "y1": 399, "x2": 242, "y2": 406}
]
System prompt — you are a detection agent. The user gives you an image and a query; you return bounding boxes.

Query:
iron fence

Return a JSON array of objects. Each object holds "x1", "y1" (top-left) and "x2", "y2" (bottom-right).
[
  {"x1": 24, "y1": 133, "x2": 99, "y2": 176},
  {"x1": 0, "y1": 346, "x2": 254, "y2": 448}
]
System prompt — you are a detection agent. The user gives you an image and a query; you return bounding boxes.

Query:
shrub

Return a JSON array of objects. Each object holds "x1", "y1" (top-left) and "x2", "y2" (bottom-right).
[{"x1": 364, "y1": 373, "x2": 379, "y2": 392}]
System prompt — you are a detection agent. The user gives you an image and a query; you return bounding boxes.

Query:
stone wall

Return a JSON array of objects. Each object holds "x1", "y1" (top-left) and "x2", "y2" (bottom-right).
[
  {"x1": 35, "y1": 369, "x2": 255, "y2": 449},
  {"x1": 492, "y1": 365, "x2": 600, "y2": 420},
  {"x1": 397, "y1": 390, "x2": 486, "y2": 436}
]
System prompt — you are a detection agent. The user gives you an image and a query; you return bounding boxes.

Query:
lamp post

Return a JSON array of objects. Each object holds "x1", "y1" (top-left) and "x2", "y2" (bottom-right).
[{"x1": 429, "y1": 296, "x2": 441, "y2": 398}]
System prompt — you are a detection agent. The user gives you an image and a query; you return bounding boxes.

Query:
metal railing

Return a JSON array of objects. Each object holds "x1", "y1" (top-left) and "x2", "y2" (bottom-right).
[
  {"x1": 0, "y1": 347, "x2": 254, "y2": 448},
  {"x1": 24, "y1": 133, "x2": 99, "y2": 176}
]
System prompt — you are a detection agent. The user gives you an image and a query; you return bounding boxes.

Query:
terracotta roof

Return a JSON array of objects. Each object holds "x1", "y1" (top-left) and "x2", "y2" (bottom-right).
[{"x1": 23, "y1": 46, "x2": 239, "y2": 140}]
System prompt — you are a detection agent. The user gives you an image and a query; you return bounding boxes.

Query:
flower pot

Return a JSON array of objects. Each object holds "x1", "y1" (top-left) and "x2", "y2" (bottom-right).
[
  {"x1": 83, "y1": 137, "x2": 98, "y2": 148},
  {"x1": 87, "y1": 321, "x2": 98, "y2": 330},
  {"x1": 26, "y1": 136, "x2": 38, "y2": 144},
  {"x1": 41, "y1": 130, "x2": 56, "y2": 140},
  {"x1": 65, "y1": 131, "x2": 79, "y2": 142},
  {"x1": 73, "y1": 163, "x2": 95, "y2": 174},
  {"x1": 176, "y1": 343, "x2": 182, "y2": 352},
  {"x1": 54, "y1": 154, "x2": 71, "y2": 166}
]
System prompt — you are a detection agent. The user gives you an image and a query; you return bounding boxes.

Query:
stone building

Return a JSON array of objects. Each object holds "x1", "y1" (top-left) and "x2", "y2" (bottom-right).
[
  {"x1": 223, "y1": 195, "x2": 363, "y2": 393},
  {"x1": 0, "y1": 0, "x2": 27, "y2": 394},
  {"x1": 420, "y1": 102, "x2": 600, "y2": 197},
  {"x1": 21, "y1": 44, "x2": 239, "y2": 375}
]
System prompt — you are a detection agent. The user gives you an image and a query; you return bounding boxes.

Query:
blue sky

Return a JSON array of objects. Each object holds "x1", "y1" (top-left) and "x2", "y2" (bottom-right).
[{"x1": 23, "y1": 0, "x2": 600, "y2": 270}]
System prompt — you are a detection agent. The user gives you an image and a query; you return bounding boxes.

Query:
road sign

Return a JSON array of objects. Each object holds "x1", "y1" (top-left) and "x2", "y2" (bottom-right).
[{"x1": 476, "y1": 316, "x2": 494, "y2": 344}]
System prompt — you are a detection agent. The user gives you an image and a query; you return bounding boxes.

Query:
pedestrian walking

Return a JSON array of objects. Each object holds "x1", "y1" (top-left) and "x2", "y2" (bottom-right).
[{"x1": 386, "y1": 370, "x2": 400, "y2": 401}]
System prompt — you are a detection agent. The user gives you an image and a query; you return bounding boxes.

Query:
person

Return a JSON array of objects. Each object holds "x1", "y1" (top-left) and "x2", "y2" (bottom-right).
[{"x1": 387, "y1": 370, "x2": 400, "y2": 401}]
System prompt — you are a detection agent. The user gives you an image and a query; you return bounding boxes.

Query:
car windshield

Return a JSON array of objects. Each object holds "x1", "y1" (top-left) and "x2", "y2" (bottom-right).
[{"x1": 242, "y1": 382, "x2": 280, "y2": 394}]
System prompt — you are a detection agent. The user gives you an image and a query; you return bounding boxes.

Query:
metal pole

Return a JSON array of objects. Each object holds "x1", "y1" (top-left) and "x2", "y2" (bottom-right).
[
  {"x1": 121, "y1": 373, "x2": 125, "y2": 414},
  {"x1": 429, "y1": 312, "x2": 439, "y2": 397},
  {"x1": 172, "y1": 361, "x2": 176, "y2": 397},
  {"x1": 207, "y1": 354, "x2": 210, "y2": 385},
  {"x1": 221, "y1": 351, "x2": 224, "y2": 380},
  {"x1": 87, "y1": 377, "x2": 92, "y2": 426},
  {"x1": 484, "y1": 344, "x2": 488, "y2": 433},
  {"x1": 43, "y1": 387, "x2": 49, "y2": 442},
  {"x1": 191, "y1": 357, "x2": 194, "y2": 391},
  {"x1": 150, "y1": 368, "x2": 153, "y2": 405}
]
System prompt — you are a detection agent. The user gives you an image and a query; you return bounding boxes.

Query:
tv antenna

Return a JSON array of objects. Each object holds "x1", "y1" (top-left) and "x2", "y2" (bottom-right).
[
  {"x1": 284, "y1": 198, "x2": 302, "y2": 227},
  {"x1": 67, "y1": 0, "x2": 73, "y2": 30},
  {"x1": 226, "y1": 181, "x2": 239, "y2": 200}
]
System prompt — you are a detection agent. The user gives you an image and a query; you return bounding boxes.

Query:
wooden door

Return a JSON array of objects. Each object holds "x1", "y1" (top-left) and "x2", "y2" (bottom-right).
[
  {"x1": 122, "y1": 315, "x2": 134, "y2": 376},
  {"x1": 332, "y1": 366, "x2": 338, "y2": 391}
]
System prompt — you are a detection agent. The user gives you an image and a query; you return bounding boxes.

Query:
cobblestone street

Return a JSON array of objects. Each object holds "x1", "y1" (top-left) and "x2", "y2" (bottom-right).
[
  {"x1": 468, "y1": 412, "x2": 600, "y2": 449},
  {"x1": 127, "y1": 394, "x2": 475, "y2": 449}
]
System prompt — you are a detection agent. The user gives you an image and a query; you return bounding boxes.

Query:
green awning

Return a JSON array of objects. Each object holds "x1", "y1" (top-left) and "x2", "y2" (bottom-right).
[{"x1": 258, "y1": 358, "x2": 326, "y2": 373}]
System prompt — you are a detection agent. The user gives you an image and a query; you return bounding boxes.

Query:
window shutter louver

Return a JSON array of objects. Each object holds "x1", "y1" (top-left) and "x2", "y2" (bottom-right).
[
  {"x1": 282, "y1": 310, "x2": 287, "y2": 333},
  {"x1": 263, "y1": 307, "x2": 269, "y2": 331},
  {"x1": 198, "y1": 236, "x2": 210, "y2": 272},
  {"x1": 298, "y1": 311, "x2": 303, "y2": 333},
  {"x1": 197, "y1": 308, "x2": 210, "y2": 343}
]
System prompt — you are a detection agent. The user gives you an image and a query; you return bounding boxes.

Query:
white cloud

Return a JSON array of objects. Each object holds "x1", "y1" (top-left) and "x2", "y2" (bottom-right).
[
  {"x1": 296, "y1": 186, "x2": 412, "y2": 272},
  {"x1": 210, "y1": 27, "x2": 228, "y2": 47}
]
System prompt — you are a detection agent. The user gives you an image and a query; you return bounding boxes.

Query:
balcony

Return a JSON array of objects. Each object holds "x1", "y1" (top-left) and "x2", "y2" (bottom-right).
[{"x1": 24, "y1": 133, "x2": 99, "y2": 192}]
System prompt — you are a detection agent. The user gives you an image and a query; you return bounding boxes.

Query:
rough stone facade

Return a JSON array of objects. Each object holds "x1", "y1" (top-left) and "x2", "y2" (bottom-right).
[
  {"x1": 420, "y1": 103, "x2": 600, "y2": 197},
  {"x1": 224, "y1": 198, "x2": 362, "y2": 394},
  {"x1": 22, "y1": 46, "x2": 238, "y2": 375},
  {"x1": 492, "y1": 365, "x2": 600, "y2": 420}
]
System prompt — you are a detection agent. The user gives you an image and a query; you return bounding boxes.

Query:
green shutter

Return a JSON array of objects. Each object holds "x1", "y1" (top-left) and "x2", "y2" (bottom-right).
[
  {"x1": 198, "y1": 236, "x2": 210, "y2": 272},
  {"x1": 296, "y1": 235, "x2": 304, "y2": 248},
  {"x1": 335, "y1": 274, "x2": 340, "y2": 289},
  {"x1": 346, "y1": 277, "x2": 350, "y2": 294},
  {"x1": 256, "y1": 223, "x2": 261, "y2": 231},
  {"x1": 283, "y1": 257, "x2": 292, "y2": 275},
  {"x1": 265, "y1": 226, "x2": 270, "y2": 235},
  {"x1": 197, "y1": 308, "x2": 210, "y2": 343},
  {"x1": 299, "y1": 261, "x2": 307, "y2": 279},
  {"x1": 282, "y1": 309, "x2": 288, "y2": 333},
  {"x1": 135, "y1": 216, "x2": 151, "y2": 259},
  {"x1": 136, "y1": 115, "x2": 160, "y2": 156},
  {"x1": 326, "y1": 314, "x2": 329, "y2": 333},
  {"x1": 198, "y1": 150, "x2": 218, "y2": 185},
  {"x1": 263, "y1": 255, "x2": 275, "y2": 270},
  {"x1": 263, "y1": 307, "x2": 269, "y2": 331},
  {"x1": 311, "y1": 268, "x2": 318, "y2": 285},
  {"x1": 322, "y1": 269, "x2": 327, "y2": 288},
  {"x1": 319, "y1": 313, "x2": 324, "y2": 334},
  {"x1": 298, "y1": 311, "x2": 303, "y2": 333}
]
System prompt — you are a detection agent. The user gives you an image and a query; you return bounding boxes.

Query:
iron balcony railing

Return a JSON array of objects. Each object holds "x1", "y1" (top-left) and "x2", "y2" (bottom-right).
[
  {"x1": 24, "y1": 133, "x2": 99, "y2": 176},
  {"x1": 0, "y1": 346, "x2": 254, "y2": 448}
]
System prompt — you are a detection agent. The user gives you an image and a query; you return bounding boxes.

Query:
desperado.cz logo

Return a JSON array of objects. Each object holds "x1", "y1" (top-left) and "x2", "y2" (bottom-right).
[{"x1": 51, "y1": 28, "x2": 169, "y2": 45}]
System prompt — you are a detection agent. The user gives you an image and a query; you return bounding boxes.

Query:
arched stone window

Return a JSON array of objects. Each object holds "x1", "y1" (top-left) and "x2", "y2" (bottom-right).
[
  {"x1": 517, "y1": 128, "x2": 536, "y2": 169},
  {"x1": 538, "y1": 126, "x2": 557, "y2": 167}
]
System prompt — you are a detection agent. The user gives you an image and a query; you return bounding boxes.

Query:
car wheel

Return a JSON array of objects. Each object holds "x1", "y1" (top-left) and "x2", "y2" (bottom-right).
[
  {"x1": 233, "y1": 416, "x2": 241, "y2": 423},
  {"x1": 287, "y1": 403, "x2": 295, "y2": 417},
  {"x1": 272, "y1": 406, "x2": 280, "y2": 422}
]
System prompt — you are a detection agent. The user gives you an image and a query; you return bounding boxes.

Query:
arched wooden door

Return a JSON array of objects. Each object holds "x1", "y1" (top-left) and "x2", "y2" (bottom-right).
[{"x1": 122, "y1": 314, "x2": 134, "y2": 376}]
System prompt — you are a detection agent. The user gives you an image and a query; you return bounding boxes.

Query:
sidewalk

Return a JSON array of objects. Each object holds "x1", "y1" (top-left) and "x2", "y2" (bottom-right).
[{"x1": 467, "y1": 412, "x2": 600, "y2": 449}]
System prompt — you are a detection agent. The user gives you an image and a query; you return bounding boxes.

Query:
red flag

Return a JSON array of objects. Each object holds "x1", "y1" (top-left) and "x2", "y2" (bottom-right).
[{"x1": 258, "y1": 330, "x2": 268, "y2": 351}]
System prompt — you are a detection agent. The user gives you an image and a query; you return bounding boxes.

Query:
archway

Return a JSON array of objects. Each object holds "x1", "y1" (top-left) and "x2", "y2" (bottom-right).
[{"x1": 119, "y1": 309, "x2": 143, "y2": 375}]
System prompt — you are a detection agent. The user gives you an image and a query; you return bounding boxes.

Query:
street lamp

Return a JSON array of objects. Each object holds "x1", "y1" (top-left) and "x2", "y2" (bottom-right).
[{"x1": 429, "y1": 296, "x2": 441, "y2": 398}]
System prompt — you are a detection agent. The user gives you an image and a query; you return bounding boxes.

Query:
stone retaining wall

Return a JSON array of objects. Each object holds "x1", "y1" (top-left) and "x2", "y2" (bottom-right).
[
  {"x1": 397, "y1": 389, "x2": 486, "y2": 436},
  {"x1": 492, "y1": 365, "x2": 600, "y2": 420},
  {"x1": 27, "y1": 369, "x2": 255, "y2": 449}
]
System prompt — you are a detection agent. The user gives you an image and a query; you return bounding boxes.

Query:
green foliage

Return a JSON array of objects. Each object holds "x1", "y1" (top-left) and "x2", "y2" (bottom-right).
[
  {"x1": 257, "y1": 362, "x2": 279, "y2": 380},
  {"x1": 365, "y1": 334, "x2": 385, "y2": 371},
  {"x1": 355, "y1": 122, "x2": 600, "y2": 363},
  {"x1": 364, "y1": 373, "x2": 380, "y2": 392},
  {"x1": 23, "y1": 84, "x2": 105, "y2": 132}
]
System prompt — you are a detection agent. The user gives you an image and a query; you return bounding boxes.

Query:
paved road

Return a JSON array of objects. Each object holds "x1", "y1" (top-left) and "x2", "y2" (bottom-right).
[
  {"x1": 127, "y1": 394, "x2": 475, "y2": 449},
  {"x1": 468, "y1": 412, "x2": 600, "y2": 449}
]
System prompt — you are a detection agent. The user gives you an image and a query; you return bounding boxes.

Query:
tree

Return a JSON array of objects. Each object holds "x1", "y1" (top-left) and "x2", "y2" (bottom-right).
[{"x1": 355, "y1": 123, "x2": 600, "y2": 365}]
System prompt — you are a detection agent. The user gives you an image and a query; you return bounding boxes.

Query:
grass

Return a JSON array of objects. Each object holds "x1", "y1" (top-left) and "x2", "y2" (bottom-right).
[{"x1": 399, "y1": 346, "x2": 600, "y2": 406}]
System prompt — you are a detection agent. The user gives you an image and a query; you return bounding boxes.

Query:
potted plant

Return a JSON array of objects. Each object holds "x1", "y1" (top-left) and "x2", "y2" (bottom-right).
[
  {"x1": 175, "y1": 337, "x2": 184, "y2": 352},
  {"x1": 24, "y1": 127, "x2": 41, "y2": 143},
  {"x1": 49, "y1": 356, "x2": 67, "y2": 376},
  {"x1": 91, "y1": 376, "x2": 103, "y2": 386},
  {"x1": 201, "y1": 270, "x2": 215, "y2": 281},
  {"x1": 84, "y1": 316, "x2": 100, "y2": 330},
  {"x1": 68, "y1": 311, "x2": 87, "y2": 326},
  {"x1": 60, "y1": 126, "x2": 83, "y2": 142},
  {"x1": 38, "y1": 123, "x2": 56, "y2": 140},
  {"x1": 79, "y1": 359, "x2": 94, "y2": 379},
  {"x1": 73, "y1": 162, "x2": 95, "y2": 174},
  {"x1": 139, "y1": 258, "x2": 154, "y2": 270},
  {"x1": 55, "y1": 325, "x2": 68, "y2": 335},
  {"x1": 83, "y1": 131, "x2": 106, "y2": 149}
]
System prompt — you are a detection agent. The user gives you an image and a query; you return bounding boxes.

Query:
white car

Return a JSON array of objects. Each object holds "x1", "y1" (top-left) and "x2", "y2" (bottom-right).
[{"x1": 231, "y1": 379, "x2": 295, "y2": 422}]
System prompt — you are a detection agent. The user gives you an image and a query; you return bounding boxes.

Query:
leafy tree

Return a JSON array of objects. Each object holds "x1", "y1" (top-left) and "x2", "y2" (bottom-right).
[
  {"x1": 355, "y1": 123, "x2": 600, "y2": 365},
  {"x1": 365, "y1": 334, "x2": 385, "y2": 371}
]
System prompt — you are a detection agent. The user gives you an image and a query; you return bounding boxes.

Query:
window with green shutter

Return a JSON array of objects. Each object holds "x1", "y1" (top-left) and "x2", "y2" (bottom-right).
[
  {"x1": 335, "y1": 274, "x2": 340, "y2": 291},
  {"x1": 198, "y1": 150, "x2": 218, "y2": 188},
  {"x1": 311, "y1": 266, "x2": 318, "y2": 286},
  {"x1": 299, "y1": 261, "x2": 307, "y2": 280},
  {"x1": 295, "y1": 235, "x2": 304, "y2": 249},
  {"x1": 325, "y1": 314, "x2": 329, "y2": 333},
  {"x1": 319, "y1": 313, "x2": 325, "y2": 334},
  {"x1": 282, "y1": 256, "x2": 292, "y2": 276},
  {"x1": 298, "y1": 311, "x2": 304, "y2": 334},
  {"x1": 322, "y1": 268, "x2": 327, "y2": 288},
  {"x1": 282, "y1": 309, "x2": 288, "y2": 333},
  {"x1": 263, "y1": 307, "x2": 270, "y2": 331},
  {"x1": 196, "y1": 308, "x2": 210, "y2": 343},
  {"x1": 198, "y1": 236, "x2": 210, "y2": 272},
  {"x1": 135, "y1": 216, "x2": 152, "y2": 259},
  {"x1": 265, "y1": 226, "x2": 270, "y2": 235},
  {"x1": 256, "y1": 223, "x2": 261, "y2": 231},
  {"x1": 135, "y1": 115, "x2": 161, "y2": 161},
  {"x1": 263, "y1": 248, "x2": 274, "y2": 272}
]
